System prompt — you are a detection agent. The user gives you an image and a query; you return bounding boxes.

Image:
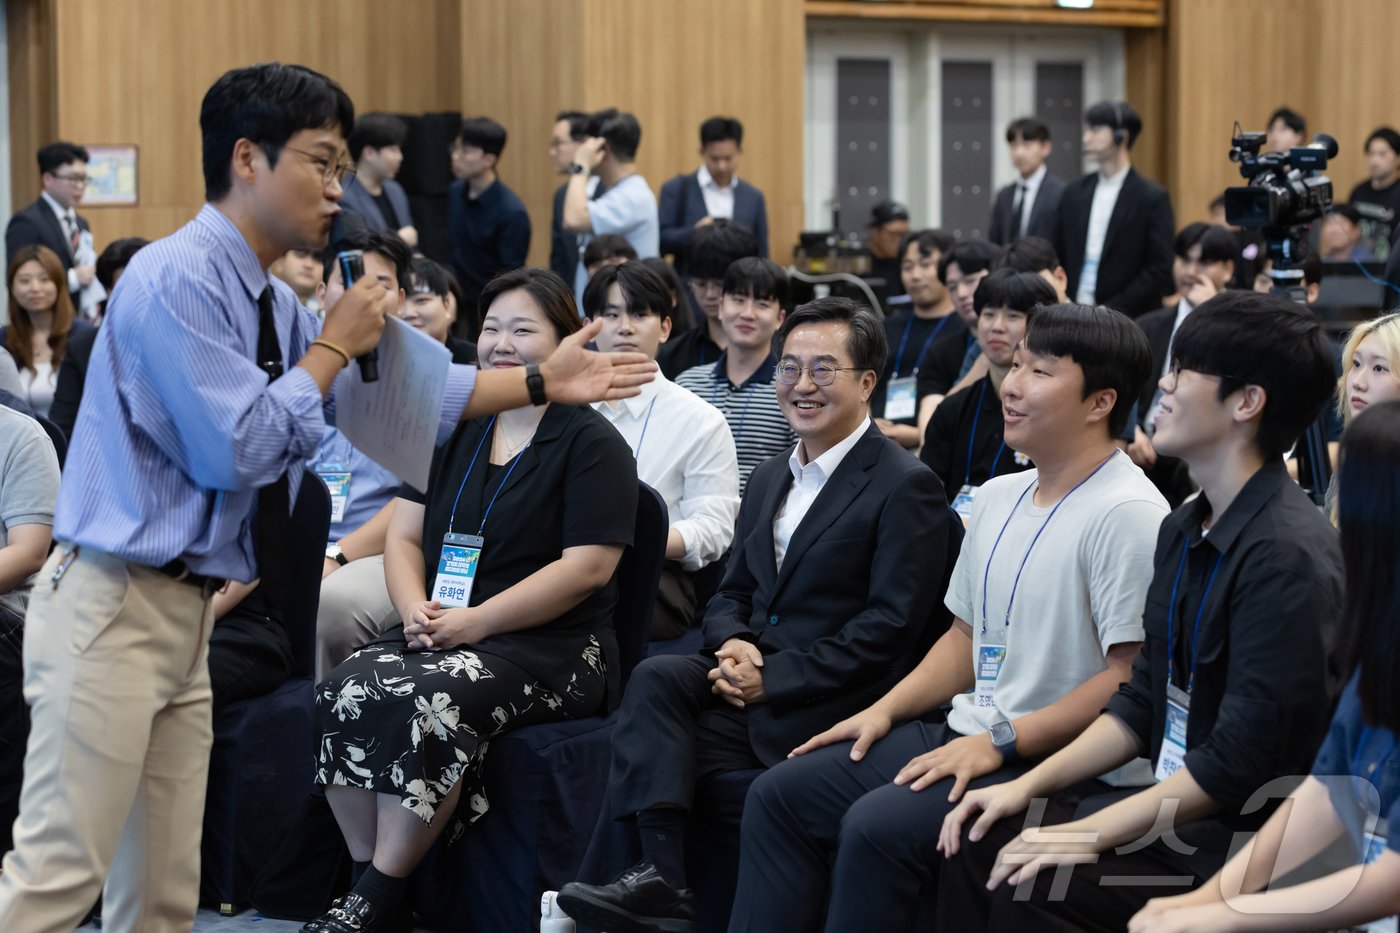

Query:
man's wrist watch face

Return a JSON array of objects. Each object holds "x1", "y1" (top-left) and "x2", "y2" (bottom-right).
[
  {"x1": 570, "y1": 162, "x2": 588, "y2": 175},
  {"x1": 326, "y1": 544, "x2": 345, "y2": 564},
  {"x1": 990, "y1": 719, "x2": 1016, "y2": 749}
]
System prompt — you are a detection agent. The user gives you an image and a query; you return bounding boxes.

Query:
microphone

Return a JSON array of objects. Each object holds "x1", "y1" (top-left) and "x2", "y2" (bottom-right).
[{"x1": 337, "y1": 249, "x2": 378, "y2": 383}]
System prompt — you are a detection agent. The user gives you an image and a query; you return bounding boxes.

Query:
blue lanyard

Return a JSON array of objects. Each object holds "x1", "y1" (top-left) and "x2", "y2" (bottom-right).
[
  {"x1": 712, "y1": 379, "x2": 757, "y2": 442},
  {"x1": 633, "y1": 396, "x2": 658, "y2": 460},
  {"x1": 979, "y1": 451, "x2": 1119, "y2": 633},
  {"x1": 447, "y1": 415, "x2": 529, "y2": 535},
  {"x1": 964, "y1": 380, "x2": 1007, "y2": 486},
  {"x1": 892, "y1": 313, "x2": 950, "y2": 377},
  {"x1": 1165, "y1": 538, "x2": 1225, "y2": 693}
]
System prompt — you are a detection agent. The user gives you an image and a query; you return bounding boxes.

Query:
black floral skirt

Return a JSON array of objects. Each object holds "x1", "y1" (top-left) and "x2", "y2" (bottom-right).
[{"x1": 313, "y1": 635, "x2": 605, "y2": 825}]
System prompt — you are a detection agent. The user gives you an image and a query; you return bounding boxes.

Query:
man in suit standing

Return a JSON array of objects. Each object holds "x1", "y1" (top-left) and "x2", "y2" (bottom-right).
[
  {"x1": 558, "y1": 297, "x2": 954, "y2": 932},
  {"x1": 338, "y1": 113, "x2": 418, "y2": 247},
  {"x1": 6, "y1": 142, "x2": 94, "y2": 301},
  {"x1": 1053, "y1": 101, "x2": 1175, "y2": 318},
  {"x1": 988, "y1": 118, "x2": 1066, "y2": 246},
  {"x1": 659, "y1": 116, "x2": 770, "y2": 273}
]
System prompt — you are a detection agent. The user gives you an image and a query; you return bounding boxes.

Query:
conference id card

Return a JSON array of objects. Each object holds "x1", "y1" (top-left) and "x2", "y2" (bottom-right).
[
  {"x1": 885, "y1": 377, "x2": 917, "y2": 421},
  {"x1": 1155, "y1": 684, "x2": 1191, "y2": 782},
  {"x1": 952, "y1": 484, "x2": 979, "y2": 522},
  {"x1": 316, "y1": 463, "x2": 352, "y2": 524},
  {"x1": 975, "y1": 628, "x2": 1006, "y2": 709},
  {"x1": 432, "y1": 533, "x2": 483, "y2": 609}
]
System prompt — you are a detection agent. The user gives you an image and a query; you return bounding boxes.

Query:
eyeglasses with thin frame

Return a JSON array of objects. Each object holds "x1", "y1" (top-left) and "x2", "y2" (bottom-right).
[
  {"x1": 776, "y1": 361, "x2": 867, "y2": 386},
  {"x1": 280, "y1": 145, "x2": 356, "y2": 187},
  {"x1": 51, "y1": 172, "x2": 89, "y2": 185}
]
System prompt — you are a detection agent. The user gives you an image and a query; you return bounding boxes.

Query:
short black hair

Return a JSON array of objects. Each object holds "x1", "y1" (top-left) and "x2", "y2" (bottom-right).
[
  {"x1": 582, "y1": 261, "x2": 674, "y2": 322},
  {"x1": 938, "y1": 239, "x2": 1001, "y2": 284},
  {"x1": 1268, "y1": 107, "x2": 1307, "y2": 137},
  {"x1": 586, "y1": 108, "x2": 642, "y2": 162},
  {"x1": 556, "y1": 110, "x2": 589, "y2": 141},
  {"x1": 700, "y1": 116, "x2": 744, "y2": 147},
  {"x1": 1329, "y1": 203, "x2": 1363, "y2": 227},
  {"x1": 973, "y1": 269, "x2": 1057, "y2": 316},
  {"x1": 1084, "y1": 100, "x2": 1143, "y2": 149},
  {"x1": 995, "y1": 236, "x2": 1060, "y2": 275},
  {"x1": 896, "y1": 228, "x2": 956, "y2": 263},
  {"x1": 723, "y1": 257, "x2": 791, "y2": 310},
  {"x1": 1366, "y1": 127, "x2": 1400, "y2": 157},
  {"x1": 639, "y1": 257, "x2": 690, "y2": 331},
  {"x1": 407, "y1": 255, "x2": 453, "y2": 299},
  {"x1": 458, "y1": 116, "x2": 508, "y2": 159},
  {"x1": 319, "y1": 227, "x2": 411, "y2": 288},
  {"x1": 1005, "y1": 117, "x2": 1050, "y2": 144},
  {"x1": 200, "y1": 62, "x2": 354, "y2": 202},
  {"x1": 1023, "y1": 302, "x2": 1152, "y2": 438},
  {"x1": 347, "y1": 112, "x2": 406, "y2": 162},
  {"x1": 1174, "y1": 222, "x2": 1237, "y2": 264},
  {"x1": 687, "y1": 220, "x2": 760, "y2": 281},
  {"x1": 479, "y1": 267, "x2": 582, "y2": 342},
  {"x1": 95, "y1": 237, "x2": 149, "y2": 292},
  {"x1": 774, "y1": 296, "x2": 888, "y2": 375},
  {"x1": 1169, "y1": 290, "x2": 1337, "y2": 459},
  {"x1": 37, "y1": 142, "x2": 90, "y2": 175},
  {"x1": 582, "y1": 234, "x2": 638, "y2": 269}
]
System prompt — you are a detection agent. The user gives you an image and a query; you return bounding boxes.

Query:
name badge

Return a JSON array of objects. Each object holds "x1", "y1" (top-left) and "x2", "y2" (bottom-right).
[
  {"x1": 316, "y1": 462, "x2": 352, "y2": 524},
  {"x1": 432, "y1": 533, "x2": 483, "y2": 608},
  {"x1": 975, "y1": 627, "x2": 1007, "y2": 709},
  {"x1": 885, "y1": 376, "x2": 917, "y2": 421},
  {"x1": 952, "y1": 483, "x2": 979, "y2": 521},
  {"x1": 1155, "y1": 683, "x2": 1190, "y2": 782}
]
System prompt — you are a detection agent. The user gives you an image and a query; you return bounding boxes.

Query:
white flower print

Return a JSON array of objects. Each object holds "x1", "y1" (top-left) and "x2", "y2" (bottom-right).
[
  {"x1": 332, "y1": 681, "x2": 369, "y2": 721},
  {"x1": 410, "y1": 692, "x2": 461, "y2": 747}
]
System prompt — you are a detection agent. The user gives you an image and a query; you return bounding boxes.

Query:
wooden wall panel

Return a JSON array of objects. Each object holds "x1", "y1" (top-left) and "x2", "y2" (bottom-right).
[{"x1": 6, "y1": 0, "x2": 58, "y2": 211}]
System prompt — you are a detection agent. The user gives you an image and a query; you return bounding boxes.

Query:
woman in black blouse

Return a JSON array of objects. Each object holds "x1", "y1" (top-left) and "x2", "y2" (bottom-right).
[{"x1": 307, "y1": 268, "x2": 638, "y2": 933}]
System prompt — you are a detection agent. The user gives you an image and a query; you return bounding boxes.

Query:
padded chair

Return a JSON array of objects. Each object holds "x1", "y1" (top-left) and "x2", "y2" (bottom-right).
[
  {"x1": 33, "y1": 414, "x2": 66, "y2": 469},
  {"x1": 200, "y1": 471, "x2": 331, "y2": 915}
]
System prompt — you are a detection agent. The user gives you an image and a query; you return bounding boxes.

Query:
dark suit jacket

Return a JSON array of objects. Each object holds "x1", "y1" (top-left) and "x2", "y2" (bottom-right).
[
  {"x1": 1054, "y1": 168, "x2": 1175, "y2": 317},
  {"x1": 49, "y1": 324, "x2": 99, "y2": 439},
  {"x1": 988, "y1": 173, "x2": 1067, "y2": 246},
  {"x1": 549, "y1": 182, "x2": 578, "y2": 285},
  {"x1": 337, "y1": 176, "x2": 412, "y2": 232},
  {"x1": 701, "y1": 423, "x2": 953, "y2": 764},
  {"x1": 658, "y1": 172, "x2": 770, "y2": 271},
  {"x1": 5, "y1": 198, "x2": 89, "y2": 290}
]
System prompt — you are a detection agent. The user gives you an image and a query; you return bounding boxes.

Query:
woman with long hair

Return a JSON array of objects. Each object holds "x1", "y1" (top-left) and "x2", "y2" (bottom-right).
[{"x1": 3, "y1": 244, "x2": 94, "y2": 417}]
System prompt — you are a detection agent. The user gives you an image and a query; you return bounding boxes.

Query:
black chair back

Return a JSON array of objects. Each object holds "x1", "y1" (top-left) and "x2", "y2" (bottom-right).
[
  {"x1": 283, "y1": 471, "x2": 332, "y2": 680},
  {"x1": 33, "y1": 415, "x2": 66, "y2": 469},
  {"x1": 614, "y1": 482, "x2": 668, "y2": 688}
]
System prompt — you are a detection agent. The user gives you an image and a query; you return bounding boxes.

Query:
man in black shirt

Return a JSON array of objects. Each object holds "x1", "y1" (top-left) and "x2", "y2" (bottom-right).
[
  {"x1": 656, "y1": 220, "x2": 759, "y2": 379},
  {"x1": 447, "y1": 117, "x2": 530, "y2": 326},
  {"x1": 1348, "y1": 126, "x2": 1400, "y2": 262},
  {"x1": 915, "y1": 239, "x2": 1002, "y2": 436},
  {"x1": 865, "y1": 200, "x2": 911, "y2": 309},
  {"x1": 935, "y1": 289, "x2": 1343, "y2": 933}
]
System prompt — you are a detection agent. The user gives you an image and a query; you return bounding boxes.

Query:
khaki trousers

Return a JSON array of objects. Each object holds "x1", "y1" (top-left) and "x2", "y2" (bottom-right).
[
  {"x1": 0, "y1": 547, "x2": 214, "y2": 933},
  {"x1": 313, "y1": 554, "x2": 399, "y2": 682}
]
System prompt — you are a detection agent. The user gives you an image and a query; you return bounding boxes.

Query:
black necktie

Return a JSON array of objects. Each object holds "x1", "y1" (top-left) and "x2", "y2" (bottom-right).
[
  {"x1": 1012, "y1": 183, "x2": 1028, "y2": 239},
  {"x1": 255, "y1": 286, "x2": 292, "y2": 608}
]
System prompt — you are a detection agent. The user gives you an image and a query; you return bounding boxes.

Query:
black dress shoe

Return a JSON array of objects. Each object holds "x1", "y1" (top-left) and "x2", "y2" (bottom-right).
[
  {"x1": 557, "y1": 862, "x2": 695, "y2": 933},
  {"x1": 299, "y1": 892, "x2": 413, "y2": 933}
]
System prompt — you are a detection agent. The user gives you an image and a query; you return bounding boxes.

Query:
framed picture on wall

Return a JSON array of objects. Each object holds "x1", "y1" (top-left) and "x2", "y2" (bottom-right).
[{"x1": 83, "y1": 145, "x2": 139, "y2": 206}]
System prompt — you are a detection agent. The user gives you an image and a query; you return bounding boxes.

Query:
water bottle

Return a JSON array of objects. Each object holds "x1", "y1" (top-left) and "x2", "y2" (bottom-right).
[{"x1": 540, "y1": 891, "x2": 576, "y2": 933}]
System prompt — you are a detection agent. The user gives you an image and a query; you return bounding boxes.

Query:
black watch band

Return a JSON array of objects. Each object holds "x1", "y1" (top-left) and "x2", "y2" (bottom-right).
[
  {"x1": 525, "y1": 363, "x2": 548, "y2": 406},
  {"x1": 570, "y1": 162, "x2": 588, "y2": 175}
]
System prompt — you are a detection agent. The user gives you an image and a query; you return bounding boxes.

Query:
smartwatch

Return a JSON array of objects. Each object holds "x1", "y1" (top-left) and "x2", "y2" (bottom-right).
[
  {"x1": 325, "y1": 543, "x2": 349, "y2": 566},
  {"x1": 569, "y1": 162, "x2": 589, "y2": 176},
  {"x1": 990, "y1": 718, "x2": 1020, "y2": 764},
  {"x1": 525, "y1": 363, "x2": 548, "y2": 406}
]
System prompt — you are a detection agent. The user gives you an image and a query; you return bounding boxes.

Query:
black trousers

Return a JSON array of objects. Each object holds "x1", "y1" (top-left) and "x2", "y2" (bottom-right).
[
  {"x1": 0, "y1": 602, "x2": 26, "y2": 856},
  {"x1": 728, "y1": 719, "x2": 1032, "y2": 933},
  {"x1": 207, "y1": 587, "x2": 292, "y2": 708}
]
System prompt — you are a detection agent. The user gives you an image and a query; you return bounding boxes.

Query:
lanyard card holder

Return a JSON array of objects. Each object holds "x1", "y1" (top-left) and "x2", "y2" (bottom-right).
[
  {"x1": 975, "y1": 626, "x2": 1007, "y2": 710},
  {"x1": 1155, "y1": 683, "x2": 1191, "y2": 782},
  {"x1": 885, "y1": 376, "x2": 918, "y2": 421},
  {"x1": 316, "y1": 461, "x2": 352, "y2": 524},
  {"x1": 433, "y1": 533, "x2": 483, "y2": 608},
  {"x1": 952, "y1": 484, "x2": 979, "y2": 522}
]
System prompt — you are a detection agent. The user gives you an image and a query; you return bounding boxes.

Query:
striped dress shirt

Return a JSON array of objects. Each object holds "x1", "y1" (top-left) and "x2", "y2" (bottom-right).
[
  {"x1": 54, "y1": 204, "x2": 476, "y2": 582},
  {"x1": 675, "y1": 352, "x2": 796, "y2": 496}
]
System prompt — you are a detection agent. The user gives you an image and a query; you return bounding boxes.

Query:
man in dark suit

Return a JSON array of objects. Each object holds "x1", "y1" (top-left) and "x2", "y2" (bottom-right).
[
  {"x1": 658, "y1": 116, "x2": 770, "y2": 273},
  {"x1": 338, "y1": 113, "x2": 417, "y2": 247},
  {"x1": 1054, "y1": 101, "x2": 1175, "y2": 317},
  {"x1": 5, "y1": 142, "x2": 93, "y2": 300},
  {"x1": 988, "y1": 117, "x2": 1067, "y2": 246},
  {"x1": 558, "y1": 297, "x2": 953, "y2": 932}
]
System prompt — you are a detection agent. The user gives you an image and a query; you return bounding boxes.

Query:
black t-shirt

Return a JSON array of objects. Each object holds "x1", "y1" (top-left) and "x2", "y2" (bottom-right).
[
  {"x1": 657, "y1": 325, "x2": 722, "y2": 380},
  {"x1": 1348, "y1": 179, "x2": 1400, "y2": 261},
  {"x1": 871, "y1": 311, "x2": 957, "y2": 423},
  {"x1": 372, "y1": 189, "x2": 399, "y2": 229},
  {"x1": 446, "y1": 334, "x2": 477, "y2": 364},
  {"x1": 399, "y1": 403, "x2": 637, "y2": 700},
  {"x1": 914, "y1": 314, "x2": 973, "y2": 400},
  {"x1": 919, "y1": 375, "x2": 1030, "y2": 491},
  {"x1": 867, "y1": 255, "x2": 906, "y2": 309}
]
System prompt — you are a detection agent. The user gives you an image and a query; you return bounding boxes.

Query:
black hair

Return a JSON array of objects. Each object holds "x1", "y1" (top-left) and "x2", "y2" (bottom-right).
[
  {"x1": 407, "y1": 255, "x2": 453, "y2": 299},
  {"x1": 585, "y1": 108, "x2": 642, "y2": 162},
  {"x1": 1005, "y1": 117, "x2": 1050, "y2": 144},
  {"x1": 700, "y1": 116, "x2": 744, "y2": 147},
  {"x1": 478, "y1": 267, "x2": 582, "y2": 341},
  {"x1": 1174, "y1": 222, "x2": 1237, "y2": 264},
  {"x1": 995, "y1": 236, "x2": 1060, "y2": 275},
  {"x1": 200, "y1": 62, "x2": 354, "y2": 202},
  {"x1": 896, "y1": 228, "x2": 956, "y2": 263},
  {"x1": 95, "y1": 237, "x2": 149, "y2": 292},
  {"x1": 1268, "y1": 107, "x2": 1307, "y2": 137},
  {"x1": 1336, "y1": 399, "x2": 1400, "y2": 732},
  {"x1": 687, "y1": 220, "x2": 760, "y2": 281},
  {"x1": 937, "y1": 239, "x2": 1001, "y2": 284},
  {"x1": 1366, "y1": 127, "x2": 1400, "y2": 157},
  {"x1": 1084, "y1": 100, "x2": 1143, "y2": 149},
  {"x1": 774, "y1": 296, "x2": 888, "y2": 375},
  {"x1": 582, "y1": 234, "x2": 638, "y2": 269},
  {"x1": 723, "y1": 257, "x2": 791, "y2": 310},
  {"x1": 556, "y1": 110, "x2": 589, "y2": 141},
  {"x1": 1023, "y1": 302, "x2": 1152, "y2": 438},
  {"x1": 319, "y1": 227, "x2": 411, "y2": 288},
  {"x1": 639, "y1": 257, "x2": 690, "y2": 331},
  {"x1": 1209, "y1": 193, "x2": 1227, "y2": 213},
  {"x1": 346, "y1": 112, "x2": 407, "y2": 162},
  {"x1": 582, "y1": 261, "x2": 674, "y2": 322},
  {"x1": 458, "y1": 116, "x2": 508, "y2": 159},
  {"x1": 1329, "y1": 203, "x2": 1363, "y2": 227},
  {"x1": 1169, "y1": 289, "x2": 1336, "y2": 459},
  {"x1": 973, "y1": 269, "x2": 1057, "y2": 315},
  {"x1": 37, "y1": 141, "x2": 90, "y2": 175}
]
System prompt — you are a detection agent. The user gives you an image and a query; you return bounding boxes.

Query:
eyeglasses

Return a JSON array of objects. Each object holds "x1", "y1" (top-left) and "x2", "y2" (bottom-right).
[
  {"x1": 52, "y1": 172, "x2": 89, "y2": 185},
  {"x1": 776, "y1": 362, "x2": 866, "y2": 386},
  {"x1": 280, "y1": 145, "x2": 356, "y2": 187},
  {"x1": 689, "y1": 278, "x2": 724, "y2": 296}
]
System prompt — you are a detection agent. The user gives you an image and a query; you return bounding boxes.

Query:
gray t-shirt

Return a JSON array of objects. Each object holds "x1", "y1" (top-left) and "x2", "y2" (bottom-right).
[
  {"x1": 945, "y1": 451, "x2": 1168, "y2": 738},
  {"x1": 0, "y1": 406, "x2": 60, "y2": 612}
]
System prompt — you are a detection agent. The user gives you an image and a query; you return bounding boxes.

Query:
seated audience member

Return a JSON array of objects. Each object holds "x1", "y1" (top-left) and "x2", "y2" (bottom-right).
[
  {"x1": 1319, "y1": 204, "x2": 1377, "y2": 262},
  {"x1": 659, "y1": 116, "x2": 770, "y2": 272},
  {"x1": 307, "y1": 268, "x2": 637, "y2": 932},
  {"x1": 870, "y1": 228, "x2": 956, "y2": 449},
  {"x1": 558, "y1": 297, "x2": 954, "y2": 932},
  {"x1": 448, "y1": 116, "x2": 531, "y2": 317},
  {"x1": 989, "y1": 118, "x2": 1067, "y2": 246},
  {"x1": 1266, "y1": 105, "x2": 1307, "y2": 153},
  {"x1": 402, "y1": 255, "x2": 477, "y2": 363},
  {"x1": 3, "y1": 245, "x2": 95, "y2": 419},
  {"x1": 995, "y1": 235, "x2": 1069, "y2": 300},
  {"x1": 1127, "y1": 400, "x2": 1400, "y2": 933},
  {"x1": 1329, "y1": 311, "x2": 1400, "y2": 516},
  {"x1": 271, "y1": 247, "x2": 322, "y2": 313},
  {"x1": 1348, "y1": 126, "x2": 1400, "y2": 260},
  {"x1": 340, "y1": 112, "x2": 417, "y2": 245},
  {"x1": 582, "y1": 234, "x2": 638, "y2": 282},
  {"x1": 1253, "y1": 248, "x2": 1321, "y2": 303},
  {"x1": 1208, "y1": 194, "x2": 1266, "y2": 289},
  {"x1": 727, "y1": 302, "x2": 1167, "y2": 933},
  {"x1": 921, "y1": 270, "x2": 1054, "y2": 517},
  {"x1": 549, "y1": 110, "x2": 598, "y2": 286},
  {"x1": 865, "y1": 200, "x2": 912, "y2": 308},
  {"x1": 1129, "y1": 222, "x2": 1237, "y2": 506},
  {"x1": 675, "y1": 258, "x2": 797, "y2": 494},
  {"x1": 93, "y1": 236, "x2": 149, "y2": 319},
  {"x1": 584, "y1": 261, "x2": 740, "y2": 639},
  {"x1": 639, "y1": 256, "x2": 691, "y2": 332},
  {"x1": 657, "y1": 220, "x2": 760, "y2": 378},
  {"x1": 936, "y1": 291, "x2": 1343, "y2": 933},
  {"x1": 564, "y1": 108, "x2": 660, "y2": 301},
  {"x1": 0, "y1": 406, "x2": 59, "y2": 857},
  {"x1": 914, "y1": 238, "x2": 1002, "y2": 434}
]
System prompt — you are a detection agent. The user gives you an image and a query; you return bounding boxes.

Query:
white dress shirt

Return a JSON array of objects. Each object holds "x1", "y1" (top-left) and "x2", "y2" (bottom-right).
[
  {"x1": 773, "y1": 418, "x2": 871, "y2": 570},
  {"x1": 40, "y1": 191, "x2": 82, "y2": 293},
  {"x1": 1075, "y1": 163, "x2": 1131, "y2": 304},
  {"x1": 594, "y1": 370, "x2": 740, "y2": 570},
  {"x1": 1012, "y1": 163, "x2": 1048, "y2": 239},
  {"x1": 697, "y1": 164, "x2": 736, "y2": 221}
]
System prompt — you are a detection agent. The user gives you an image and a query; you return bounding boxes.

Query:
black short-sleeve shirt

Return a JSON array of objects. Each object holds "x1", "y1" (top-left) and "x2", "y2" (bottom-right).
[
  {"x1": 914, "y1": 314, "x2": 973, "y2": 400},
  {"x1": 919, "y1": 374, "x2": 1030, "y2": 490},
  {"x1": 871, "y1": 311, "x2": 958, "y2": 423},
  {"x1": 400, "y1": 403, "x2": 637, "y2": 698}
]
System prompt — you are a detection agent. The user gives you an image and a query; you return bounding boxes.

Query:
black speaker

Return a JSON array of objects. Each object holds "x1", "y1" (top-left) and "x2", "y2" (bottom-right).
[{"x1": 396, "y1": 111, "x2": 461, "y2": 198}]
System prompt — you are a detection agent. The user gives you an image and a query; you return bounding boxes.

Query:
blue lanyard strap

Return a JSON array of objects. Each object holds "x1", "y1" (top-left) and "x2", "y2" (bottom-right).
[
  {"x1": 712, "y1": 379, "x2": 757, "y2": 441},
  {"x1": 633, "y1": 396, "x2": 658, "y2": 460},
  {"x1": 446, "y1": 415, "x2": 529, "y2": 535},
  {"x1": 477, "y1": 445, "x2": 528, "y2": 535},
  {"x1": 1165, "y1": 537, "x2": 1225, "y2": 693},
  {"x1": 892, "y1": 313, "x2": 950, "y2": 377},
  {"x1": 963, "y1": 380, "x2": 1008, "y2": 485}
]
